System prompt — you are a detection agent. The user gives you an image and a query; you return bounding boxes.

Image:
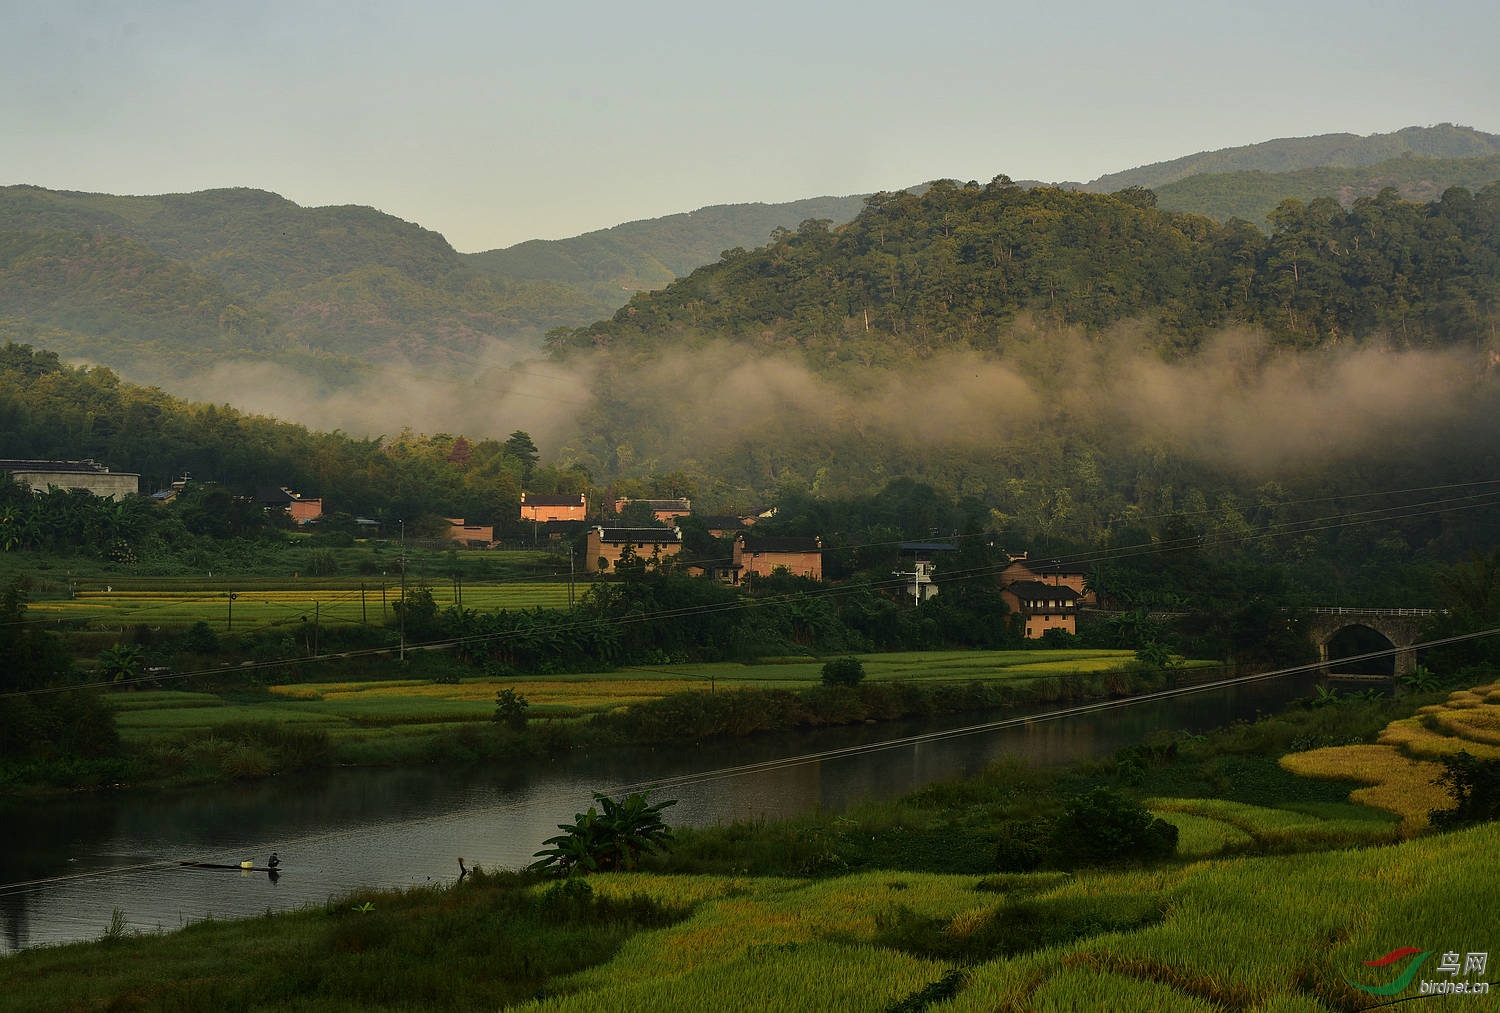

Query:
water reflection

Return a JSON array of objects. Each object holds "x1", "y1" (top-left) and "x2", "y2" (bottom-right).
[{"x1": 0, "y1": 674, "x2": 1312, "y2": 952}]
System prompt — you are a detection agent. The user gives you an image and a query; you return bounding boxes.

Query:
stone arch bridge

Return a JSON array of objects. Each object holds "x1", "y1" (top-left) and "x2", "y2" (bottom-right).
[{"x1": 1304, "y1": 608, "x2": 1438, "y2": 678}]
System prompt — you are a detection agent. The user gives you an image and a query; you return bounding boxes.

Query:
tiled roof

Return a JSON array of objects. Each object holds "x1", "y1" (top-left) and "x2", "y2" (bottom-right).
[
  {"x1": 593, "y1": 526, "x2": 682, "y2": 544},
  {"x1": 740, "y1": 535, "x2": 821, "y2": 553},
  {"x1": 1004, "y1": 580, "x2": 1082, "y2": 602},
  {"x1": 522, "y1": 493, "x2": 586, "y2": 506},
  {"x1": 1, "y1": 459, "x2": 112, "y2": 474}
]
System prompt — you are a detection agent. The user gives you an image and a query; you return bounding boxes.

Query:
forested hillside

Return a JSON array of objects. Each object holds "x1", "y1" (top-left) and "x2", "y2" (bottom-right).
[
  {"x1": 464, "y1": 195, "x2": 868, "y2": 291},
  {"x1": 0, "y1": 186, "x2": 869, "y2": 390},
  {"x1": 552, "y1": 179, "x2": 1500, "y2": 356},
  {"x1": 0, "y1": 342, "x2": 584, "y2": 527},
  {"x1": 535, "y1": 179, "x2": 1500, "y2": 567},
  {"x1": 1082, "y1": 123, "x2": 1500, "y2": 192},
  {"x1": 1153, "y1": 153, "x2": 1500, "y2": 229}
]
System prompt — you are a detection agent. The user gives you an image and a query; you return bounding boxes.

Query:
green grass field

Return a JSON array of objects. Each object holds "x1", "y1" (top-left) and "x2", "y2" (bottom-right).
[
  {"x1": 106, "y1": 649, "x2": 1142, "y2": 747},
  {"x1": 28, "y1": 580, "x2": 575, "y2": 633}
]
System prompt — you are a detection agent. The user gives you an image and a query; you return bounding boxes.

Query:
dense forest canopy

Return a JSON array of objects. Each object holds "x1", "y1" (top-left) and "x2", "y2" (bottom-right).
[
  {"x1": 551, "y1": 180, "x2": 1500, "y2": 356},
  {"x1": 3, "y1": 153, "x2": 1500, "y2": 598}
]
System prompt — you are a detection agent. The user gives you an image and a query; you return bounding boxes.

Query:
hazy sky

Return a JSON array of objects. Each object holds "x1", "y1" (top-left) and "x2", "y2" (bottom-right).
[{"x1": 3, "y1": 0, "x2": 1497, "y2": 252}]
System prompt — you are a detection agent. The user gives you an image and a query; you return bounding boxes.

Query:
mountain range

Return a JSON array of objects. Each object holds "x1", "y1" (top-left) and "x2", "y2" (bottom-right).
[{"x1": 1, "y1": 123, "x2": 1497, "y2": 402}]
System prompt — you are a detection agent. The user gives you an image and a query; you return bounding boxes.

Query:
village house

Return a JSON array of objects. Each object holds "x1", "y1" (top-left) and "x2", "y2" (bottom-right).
[
  {"x1": 733, "y1": 535, "x2": 823, "y2": 580},
  {"x1": 998, "y1": 552, "x2": 1092, "y2": 638},
  {"x1": 1000, "y1": 580, "x2": 1084, "y2": 639},
  {"x1": 999, "y1": 553, "x2": 1095, "y2": 604},
  {"x1": 895, "y1": 541, "x2": 956, "y2": 603},
  {"x1": 683, "y1": 559, "x2": 743, "y2": 584},
  {"x1": 254, "y1": 486, "x2": 324, "y2": 524},
  {"x1": 520, "y1": 492, "x2": 587, "y2": 522},
  {"x1": 697, "y1": 513, "x2": 761, "y2": 538},
  {"x1": 1, "y1": 459, "x2": 140, "y2": 499},
  {"x1": 586, "y1": 525, "x2": 684, "y2": 572},
  {"x1": 446, "y1": 518, "x2": 495, "y2": 547},
  {"x1": 614, "y1": 497, "x2": 692, "y2": 522}
]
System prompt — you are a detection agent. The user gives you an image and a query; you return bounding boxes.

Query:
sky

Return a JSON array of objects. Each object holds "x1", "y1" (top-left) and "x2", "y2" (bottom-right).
[{"x1": 3, "y1": 0, "x2": 1498, "y2": 253}]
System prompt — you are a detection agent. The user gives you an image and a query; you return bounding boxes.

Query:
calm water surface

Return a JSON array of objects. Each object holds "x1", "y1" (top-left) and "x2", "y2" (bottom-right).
[{"x1": 0, "y1": 674, "x2": 1314, "y2": 952}]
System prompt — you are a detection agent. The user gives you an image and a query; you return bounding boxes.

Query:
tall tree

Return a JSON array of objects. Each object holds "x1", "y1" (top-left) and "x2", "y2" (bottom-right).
[{"x1": 504, "y1": 430, "x2": 541, "y2": 483}]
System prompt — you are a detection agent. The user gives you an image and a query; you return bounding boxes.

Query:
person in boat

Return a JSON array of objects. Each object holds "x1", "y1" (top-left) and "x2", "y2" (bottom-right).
[{"x1": 268, "y1": 852, "x2": 280, "y2": 870}]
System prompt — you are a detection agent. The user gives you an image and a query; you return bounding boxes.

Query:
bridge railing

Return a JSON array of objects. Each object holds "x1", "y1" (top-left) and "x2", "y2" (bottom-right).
[{"x1": 1305, "y1": 607, "x2": 1441, "y2": 617}]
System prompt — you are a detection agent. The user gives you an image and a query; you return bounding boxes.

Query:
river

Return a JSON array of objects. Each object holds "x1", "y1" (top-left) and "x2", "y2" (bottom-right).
[{"x1": 0, "y1": 673, "x2": 1316, "y2": 953}]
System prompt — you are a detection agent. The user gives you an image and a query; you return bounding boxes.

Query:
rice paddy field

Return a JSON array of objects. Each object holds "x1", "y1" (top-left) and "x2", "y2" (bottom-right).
[
  {"x1": 26, "y1": 580, "x2": 576, "y2": 633},
  {"x1": 107, "y1": 649, "x2": 1141, "y2": 747},
  {"x1": 9, "y1": 824, "x2": 1491, "y2": 1011},
  {"x1": 526, "y1": 826, "x2": 1495, "y2": 1012},
  {"x1": 1280, "y1": 681, "x2": 1500, "y2": 831}
]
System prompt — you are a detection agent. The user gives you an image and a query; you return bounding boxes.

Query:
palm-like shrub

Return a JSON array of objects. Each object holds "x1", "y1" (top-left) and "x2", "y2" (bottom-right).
[{"x1": 530, "y1": 790, "x2": 677, "y2": 877}]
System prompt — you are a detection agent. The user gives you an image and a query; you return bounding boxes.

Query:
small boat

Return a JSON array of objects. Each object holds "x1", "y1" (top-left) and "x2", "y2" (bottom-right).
[{"x1": 179, "y1": 861, "x2": 280, "y2": 873}]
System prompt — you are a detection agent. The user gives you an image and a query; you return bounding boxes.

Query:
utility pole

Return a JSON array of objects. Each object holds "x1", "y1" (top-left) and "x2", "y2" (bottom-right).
[
  {"x1": 227, "y1": 591, "x2": 237, "y2": 631},
  {"x1": 398, "y1": 521, "x2": 408, "y2": 662},
  {"x1": 569, "y1": 546, "x2": 575, "y2": 608}
]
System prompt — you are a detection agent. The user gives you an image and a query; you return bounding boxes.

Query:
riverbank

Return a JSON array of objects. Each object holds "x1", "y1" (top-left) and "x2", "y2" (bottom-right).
[
  {"x1": 1, "y1": 685, "x2": 1490, "y2": 1011},
  {"x1": 3, "y1": 649, "x2": 1174, "y2": 794}
]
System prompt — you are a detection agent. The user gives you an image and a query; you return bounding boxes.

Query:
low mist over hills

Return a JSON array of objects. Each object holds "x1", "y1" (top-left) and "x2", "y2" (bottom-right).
[
  {"x1": 2, "y1": 123, "x2": 1499, "y2": 528},
  {"x1": 2, "y1": 123, "x2": 1500, "y2": 570}
]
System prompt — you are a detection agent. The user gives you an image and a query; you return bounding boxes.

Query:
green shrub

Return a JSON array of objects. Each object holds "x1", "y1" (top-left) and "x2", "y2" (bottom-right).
[
  {"x1": 1047, "y1": 787, "x2": 1178, "y2": 868},
  {"x1": 1430, "y1": 750, "x2": 1500, "y2": 830},
  {"x1": 821, "y1": 656, "x2": 866, "y2": 687},
  {"x1": 493, "y1": 689, "x2": 530, "y2": 731}
]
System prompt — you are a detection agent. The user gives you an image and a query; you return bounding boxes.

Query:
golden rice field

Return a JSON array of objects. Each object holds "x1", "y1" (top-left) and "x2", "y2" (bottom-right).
[
  {"x1": 506, "y1": 823, "x2": 1497, "y2": 1012},
  {"x1": 1147, "y1": 797, "x2": 1398, "y2": 856},
  {"x1": 1280, "y1": 681, "x2": 1500, "y2": 831}
]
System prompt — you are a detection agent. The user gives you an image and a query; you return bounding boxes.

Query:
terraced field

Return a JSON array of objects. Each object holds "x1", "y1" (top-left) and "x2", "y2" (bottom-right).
[
  {"x1": 1281, "y1": 681, "x2": 1500, "y2": 830},
  {"x1": 514, "y1": 823, "x2": 1497, "y2": 1011}
]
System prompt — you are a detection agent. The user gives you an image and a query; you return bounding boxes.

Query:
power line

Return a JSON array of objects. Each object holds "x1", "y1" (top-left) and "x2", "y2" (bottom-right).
[
  {"x1": 4, "y1": 625, "x2": 1495, "y2": 898},
  {"x1": 4, "y1": 480, "x2": 1500, "y2": 697}
]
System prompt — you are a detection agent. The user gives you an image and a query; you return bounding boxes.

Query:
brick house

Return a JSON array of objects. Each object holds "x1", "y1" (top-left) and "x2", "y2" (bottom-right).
[
  {"x1": 698, "y1": 514, "x2": 760, "y2": 538},
  {"x1": 684, "y1": 560, "x2": 743, "y2": 584},
  {"x1": 999, "y1": 553, "x2": 1095, "y2": 604},
  {"x1": 1001, "y1": 581, "x2": 1083, "y2": 638},
  {"x1": 615, "y1": 497, "x2": 692, "y2": 522},
  {"x1": 520, "y1": 492, "x2": 587, "y2": 522},
  {"x1": 446, "y1": 519, "x2": 495, "y2": 547},
  {"x1": 733, "y1": 535, "x2": 823, "y2": 580},
  {"x1": 254, "y1": 486, "x2": 323, "y2": 524},
  {"x1": 586, "y1": 526, "x2": 684, "y2": 572}
]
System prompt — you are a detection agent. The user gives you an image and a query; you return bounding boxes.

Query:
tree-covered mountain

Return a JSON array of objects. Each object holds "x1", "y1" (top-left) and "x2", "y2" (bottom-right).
[
  {"x1": 551, "y1": 179, "x2": 1500, "y2": 358},
  {"x1": 464, "y1": 195, "x2": 869, "y2": 291},
  {"x1": 0, "y1": 186, "x2": 872, "y2": 388},
  {"x1": 1154, "y1": 153, "x2": 1500, "y2": 228},
  {"x1": 533, "y1": 178, "x2": 1500, "y2": 574},
  {"x1": 1081, "y1": 123, "x2": 1500, "y2": 192}
]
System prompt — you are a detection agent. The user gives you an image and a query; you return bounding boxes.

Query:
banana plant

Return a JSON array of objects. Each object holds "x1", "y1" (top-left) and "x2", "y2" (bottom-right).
[{"x1": 529, "y1": 790, "x2": 677, "y2": 877}]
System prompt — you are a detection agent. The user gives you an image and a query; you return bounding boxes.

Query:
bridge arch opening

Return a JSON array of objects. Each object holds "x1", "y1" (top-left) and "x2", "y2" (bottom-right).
[{"x1": 1325, "y1": 624, "x2": 1397, "y2": 677}]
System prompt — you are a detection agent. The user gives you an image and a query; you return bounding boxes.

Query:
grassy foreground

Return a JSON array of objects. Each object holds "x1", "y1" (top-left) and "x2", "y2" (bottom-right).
[
  {"x1": 3, "y1": 687, "x2": 1488, "y2": 1010},
  {"x1": 4, "y1": 826, "x2": 1491, "y2": 1012}
]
